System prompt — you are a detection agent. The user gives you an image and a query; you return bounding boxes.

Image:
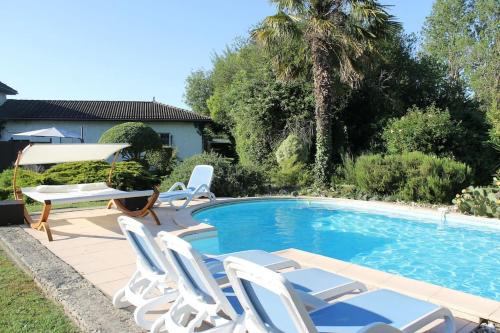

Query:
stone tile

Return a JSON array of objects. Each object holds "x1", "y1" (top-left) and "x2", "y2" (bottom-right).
[
  {"x1": 429, "y1": 288, "x2": 500, "y2": 319},
  {"x1": 307, "y1": 253, "x2": 353, "y2": 272},
  {"x1": 416, "y1": 316, "x2": 473, "y2": 333},
  {"x1": 83, "y1": 267, "x2": 130, "y2": 285},
  {"x1": 377, "y1": 275, "x2": 442, "y2": 300},
  {"x1": 457, "y1": 322, "x2": 478, "y2": 333},
  {"x1": 98, "y1": 277, "x2": 130, "y2": 298},
  {"x1": 489, "y1": 305, "x2": 500, "y2": 323},
  {"x1": 337, "y1": 263, "x2": 393, "y2": 287}
]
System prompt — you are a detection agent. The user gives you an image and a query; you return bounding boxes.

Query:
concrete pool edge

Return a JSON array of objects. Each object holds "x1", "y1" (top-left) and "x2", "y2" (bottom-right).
[{"x1": 181, "y1": 196, "x2": 500, "y2": 325}]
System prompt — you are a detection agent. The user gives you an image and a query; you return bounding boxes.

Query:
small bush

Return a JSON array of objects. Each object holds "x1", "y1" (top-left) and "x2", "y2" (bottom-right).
[
  {"x1": 145, "y1": 147, "x2": 177, "y2": 176},
  {"x1": 43, "y1": 161, "x2": 158, "y2": 191},
  {"x1": 0, "y1": 168, "x2": 43, "y2": 200},
  {"x1": 271, "y1": 160, "x2": 311, "y2": 189},
  {"x1": 354, "y1": 154, "x2": 404, "y2": 195},
  {"x1": 353, "y1": 152, "x2": 471, "y2": 203},
  {"x1": 275, "y1": 134, "x2": 309, "y2": 166},
  {"x1": 99, "y1": 122, "x2": 163, "y2": 162},
  {"x1": 397, "y1": 153, "x2": 471, "y2": 203},
  {"x1": 382, "y1": 105, "x2": 459, "y2": 156},
  {"x1": 160, "y1": 152, "x2": 267, "y2": 197},
  {"x1": 453, "y1": 176, "x2": 500, "y2": 218}
]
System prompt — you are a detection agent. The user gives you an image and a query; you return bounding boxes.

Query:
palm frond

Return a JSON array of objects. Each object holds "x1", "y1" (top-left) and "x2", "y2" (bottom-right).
[{"x1": 270, "y1": 0, "x2": 307, "y2": 14}]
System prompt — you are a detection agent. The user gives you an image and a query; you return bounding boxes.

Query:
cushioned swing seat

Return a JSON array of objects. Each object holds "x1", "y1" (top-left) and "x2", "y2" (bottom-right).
[{"x1": 13, "y1": 143, "x2": 161, "y2": 241}]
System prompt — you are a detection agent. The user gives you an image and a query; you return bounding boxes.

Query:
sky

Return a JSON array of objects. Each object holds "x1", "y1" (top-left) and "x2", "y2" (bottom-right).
[{"x1": 0, "y1": 0, "x2": 435, "y2": 109}]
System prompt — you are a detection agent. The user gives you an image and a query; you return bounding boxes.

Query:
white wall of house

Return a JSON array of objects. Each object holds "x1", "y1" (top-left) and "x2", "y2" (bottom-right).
[
  {"x1": 0, "y1": 120, "x2": 203, "y2": 160},
  {"x1": 0, "y1": 93, "x2": 6, "y2": 106}
]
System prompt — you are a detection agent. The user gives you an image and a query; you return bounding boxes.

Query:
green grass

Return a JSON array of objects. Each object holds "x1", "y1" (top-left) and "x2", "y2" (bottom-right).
[
  {"x1": 0, "y1": 249, "x2": 80, "y2": 333},
  {"x1": 26, "y1": 200, "x2": 108, "y2": 214}
]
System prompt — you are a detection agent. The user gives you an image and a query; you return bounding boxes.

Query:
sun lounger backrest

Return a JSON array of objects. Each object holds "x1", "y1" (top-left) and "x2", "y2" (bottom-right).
[
  {"x1": 158, "y1": 231, "x2": 236, "y2": 317},
  {"x1": 118, "y1": 217, "x2": 171, "y2": 276},
  {"x1": 187, "y1": 165, "x2": 214, "y2": 190},
  {"x1": 224, "y1": 256, "x2": 316, "y2": 333}
]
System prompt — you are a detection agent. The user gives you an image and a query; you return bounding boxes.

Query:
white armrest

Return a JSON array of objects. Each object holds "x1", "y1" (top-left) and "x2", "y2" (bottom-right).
[
  {"x1": 192, "y1": 184, "x2": 210, "y2": 195},
  {"x1": 168, "y1": 182, "x2": 187, "y2": 192}
]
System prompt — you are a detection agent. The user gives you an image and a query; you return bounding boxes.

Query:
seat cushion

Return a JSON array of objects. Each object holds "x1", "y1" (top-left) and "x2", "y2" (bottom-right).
[
  {"x1": 310, "y1": 289, "x2": 440, "y2": 333},
  {"x1": 283, "y1": 268, "x2": 358, "y2": 298},
  {"x1": 213, "y1": 250, "x2": 299, "y2": 271}
]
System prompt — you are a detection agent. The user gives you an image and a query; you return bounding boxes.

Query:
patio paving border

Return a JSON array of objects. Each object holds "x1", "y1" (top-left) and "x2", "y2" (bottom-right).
[{"x1": 0, "y1": 225, "x2": 143, "y2": 333}]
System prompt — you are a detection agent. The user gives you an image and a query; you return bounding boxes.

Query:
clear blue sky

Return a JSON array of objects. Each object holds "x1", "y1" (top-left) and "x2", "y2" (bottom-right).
[{"x1": 0, "y1": 0, "x2": 434, "y2": 109}]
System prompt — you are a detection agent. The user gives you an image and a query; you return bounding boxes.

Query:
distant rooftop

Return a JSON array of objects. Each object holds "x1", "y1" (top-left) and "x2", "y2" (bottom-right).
[
  {"x1": 0, "y1": 99, "x2": 211, "y2": 122},
  {"x1": 0, "y1": 81, "x2": 18, "y2": 95}
]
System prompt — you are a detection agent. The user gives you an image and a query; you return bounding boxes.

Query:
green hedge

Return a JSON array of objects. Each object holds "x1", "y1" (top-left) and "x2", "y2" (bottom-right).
[
  {"x1": 0, "y1": 161, "x2": 158, "y2": 200},
  {"x1": 353, "y1": 152, "x2": 472, "y2": 203},
  {"x1": 160, "y1": 152, "x2": 267, "y2": 197}
]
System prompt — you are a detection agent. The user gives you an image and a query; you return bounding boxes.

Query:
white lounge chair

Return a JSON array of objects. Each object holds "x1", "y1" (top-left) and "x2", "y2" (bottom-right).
[
  {"x1": 150, "y1": 231, "x2": 367, "y2": 333},
  {"x1": 115, "y1": 217, "x2": 299, "y2": 330},
  {"x1": 112, "y1": 216, "x2": 177, "y2": 330},
  {"x1": 224, "y1": 256, "x2": 456, "y2": 333},
  {"x1": 158, "y1": 165, "x2": 216, "y2": 209}
]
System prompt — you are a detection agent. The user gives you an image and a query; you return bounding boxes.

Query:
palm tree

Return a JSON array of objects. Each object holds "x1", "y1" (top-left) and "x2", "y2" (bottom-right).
[{"x1": 253, "y1": 0, "x2": 399, "y2": 186}]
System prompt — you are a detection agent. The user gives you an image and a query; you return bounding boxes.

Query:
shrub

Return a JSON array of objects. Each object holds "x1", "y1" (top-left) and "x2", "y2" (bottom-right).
[
  {"x1": 382, "y1": 105, "x2": 458, "y2": 156},
  {"x1": 160, "y1": 152, "x2": 267, "y2": 197},
  {"x1": 145, "y1": 147, "x2": 177, "y2": 176},
  {"x1": 354, "y1": 154, "x2": 404, "y2": 195},
  {"x1": 453, "y1": 176, "x2": 500, "y2": 218},
  {"x1": 275, "y1": 134, "x2": 309, "y2": 166},
  {"x1": 271, "y1": 160, "x2": 311, "y2": 189},
  {"x1": 353, "y1": 152, "x2": 471, "y2": 203},
  {"x1": 98, "y1": 122, "x2": 163, "y2": 162},
  {"x1": 0, "y1": 168, "x2": 43, "y2": 200},
  {"x1": 42, "y1": 161, "x2": 158, "y2": 191},
  {"x1": 397, "y1": 153, "x2": 471, "y2": 203}
]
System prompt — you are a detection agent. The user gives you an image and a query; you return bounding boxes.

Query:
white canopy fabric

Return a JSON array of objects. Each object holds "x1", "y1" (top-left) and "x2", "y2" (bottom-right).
[
  {"x1": 13, "y1": 127, "x2": 81, "y2": 139},
  {"x1": 17, "y1": 143, "x2": 130, "y2": 165}
]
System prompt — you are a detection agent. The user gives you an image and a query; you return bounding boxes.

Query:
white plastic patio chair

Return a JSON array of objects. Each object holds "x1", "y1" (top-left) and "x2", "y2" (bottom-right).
[
  {"x1": 223, "y1": 256, "x2": 456, "y2": 333},
  {"x1": 112, "y1": 216, "x2": 178, "y2": 330},
  {"x1": 115, "y1": 217, "x2": 299, "y2": 330},
  {"x1": 150, "y1": 232, "x2": 367, "y2": 333},
  {"x1": 158, "y1": 165, "x2": 216, "y2": 209}
]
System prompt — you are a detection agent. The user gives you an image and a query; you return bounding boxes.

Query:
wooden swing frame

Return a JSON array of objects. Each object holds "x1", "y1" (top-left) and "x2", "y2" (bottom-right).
[{"x1": 13, "y1": 146, "x2": 160, "y2": 242}]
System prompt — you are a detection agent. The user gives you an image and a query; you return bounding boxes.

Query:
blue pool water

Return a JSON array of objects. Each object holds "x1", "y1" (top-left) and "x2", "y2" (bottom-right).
[{"x1": 192, "y1": 200, "x2": 500, "y2": 301}]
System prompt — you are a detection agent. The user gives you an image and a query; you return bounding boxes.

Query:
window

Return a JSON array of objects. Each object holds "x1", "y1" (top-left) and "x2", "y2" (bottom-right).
[{"x1": 159, "y1": 133, "x2": 172, "y2": 146}]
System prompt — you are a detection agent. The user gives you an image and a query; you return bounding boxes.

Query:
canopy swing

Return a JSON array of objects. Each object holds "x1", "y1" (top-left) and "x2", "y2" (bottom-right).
[{"x1": 13, "y1": 144, "x2": 160, "y2": 241}]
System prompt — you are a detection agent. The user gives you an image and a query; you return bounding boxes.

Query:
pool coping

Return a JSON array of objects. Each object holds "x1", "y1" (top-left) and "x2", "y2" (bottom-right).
[{"x1": 179, "y1": 196, "x2": 500, "y2": 324}]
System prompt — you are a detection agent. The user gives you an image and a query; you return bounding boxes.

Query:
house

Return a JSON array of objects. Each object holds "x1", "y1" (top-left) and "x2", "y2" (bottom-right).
[{"x1": 0, "y1": 82, "x2": 211, "y2": 160}]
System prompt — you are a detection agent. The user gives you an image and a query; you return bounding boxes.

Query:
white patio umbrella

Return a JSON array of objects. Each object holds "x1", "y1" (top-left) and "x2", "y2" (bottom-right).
[{"x1": 13, "y1": 127, "x2": 83, "y2": 143}]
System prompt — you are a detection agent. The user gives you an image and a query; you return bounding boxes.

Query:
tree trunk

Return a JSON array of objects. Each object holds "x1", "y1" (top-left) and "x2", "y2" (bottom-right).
[{"x1": 311, "y1": 37, "x2": 334, "y2": 186}]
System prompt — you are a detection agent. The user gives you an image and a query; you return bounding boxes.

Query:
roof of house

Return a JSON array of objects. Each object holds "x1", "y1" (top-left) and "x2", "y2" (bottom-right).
[
  {"x1": 0, "y1": 82, "x2": 18, "y2": 95},
  {"x1": 0, "y1": 99, "x2": 211, "y2": 122}
]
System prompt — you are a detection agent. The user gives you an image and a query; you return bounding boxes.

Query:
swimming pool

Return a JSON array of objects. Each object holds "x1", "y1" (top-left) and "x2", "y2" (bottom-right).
[{"x1": 192, "y1": 199, "x2": 500, "y2": 301}]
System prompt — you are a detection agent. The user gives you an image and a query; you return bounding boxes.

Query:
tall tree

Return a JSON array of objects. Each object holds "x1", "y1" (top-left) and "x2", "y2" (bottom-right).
[
  {"x1": 469, "y1": 0, "x2": 499, "y2": 145},
  {"x1": 253, "y1": 0, "x2": 399, "y2": 186},
  {"x1": 184, "y1": 69, "x2": 213, "y2": 116},
  {"x1": 422, "y1": 0, "x2": 473, "y2": 83},
  {"x1": 422, "y1": 0, "x2": 499, "y2": 145}
]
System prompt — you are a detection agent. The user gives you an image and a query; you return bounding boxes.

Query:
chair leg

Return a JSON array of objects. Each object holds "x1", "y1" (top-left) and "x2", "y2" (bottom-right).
[
  {"x1": 106, "y1": 200, "x2": 114, "y2": 209},
  {"x1": 30, "y1": 202, "x2": 53, "y2": 241},
  {"x1": 148, "y1": 209, "x2": 161, "y2": 225}
]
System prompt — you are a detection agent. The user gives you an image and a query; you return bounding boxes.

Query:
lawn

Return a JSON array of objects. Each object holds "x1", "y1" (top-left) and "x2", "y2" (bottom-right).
[{"x1": 0, "y1": 249, "x2": 80, "y2": 333}]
